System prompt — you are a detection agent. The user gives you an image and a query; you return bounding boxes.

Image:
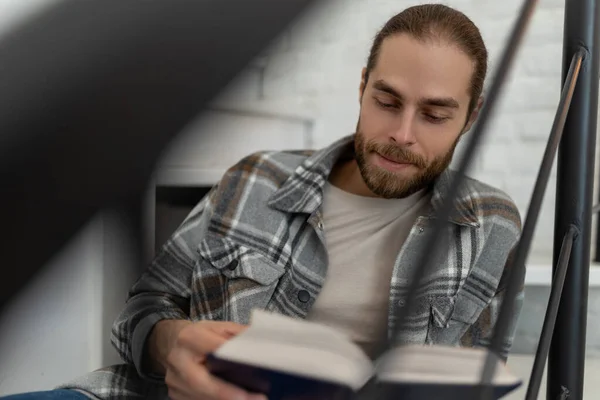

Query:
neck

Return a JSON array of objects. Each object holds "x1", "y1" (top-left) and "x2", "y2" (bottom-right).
[{"x1": 328, "y1": 159, "x2": 381, "y2": 198}]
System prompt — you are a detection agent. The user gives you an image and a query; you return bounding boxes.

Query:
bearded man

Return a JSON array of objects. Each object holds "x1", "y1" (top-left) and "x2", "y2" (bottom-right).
[{"x1": 3, "y1": 4, "x2": 523, "y2": 400}]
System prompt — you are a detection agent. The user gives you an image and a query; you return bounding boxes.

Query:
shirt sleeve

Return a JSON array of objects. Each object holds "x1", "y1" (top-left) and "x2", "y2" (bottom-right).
[
  {"x1": 461, "y1": 245, "x2": 525, "y2": 360},
  {"x1": 110, "y1": 186, "x2": 217, "y2": 381}
]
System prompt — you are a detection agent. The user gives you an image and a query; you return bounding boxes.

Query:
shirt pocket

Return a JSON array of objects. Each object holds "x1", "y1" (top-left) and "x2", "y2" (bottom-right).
[
  {"x1": 194, "y1": 233, "x2": 286, "y2": 323},
  {"x1": 426, "y1": 292, "x2": 487, "y2": 346}
]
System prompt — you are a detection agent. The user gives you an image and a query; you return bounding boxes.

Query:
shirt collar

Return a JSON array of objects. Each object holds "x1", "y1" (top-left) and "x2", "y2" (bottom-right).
[{"x1": 268, "y1": 134, "x2": 480, "y2": 228}]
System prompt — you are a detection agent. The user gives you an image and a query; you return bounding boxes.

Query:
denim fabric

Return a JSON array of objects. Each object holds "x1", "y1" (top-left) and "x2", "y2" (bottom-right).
[{"x1": 0, "y1": 390, "x2": 88, "y2": 400}]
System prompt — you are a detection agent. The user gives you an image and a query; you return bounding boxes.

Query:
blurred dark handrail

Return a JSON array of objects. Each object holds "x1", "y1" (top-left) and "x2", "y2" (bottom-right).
[
  {"x1": 389, "y1": 0, "x2": 540, "y2": 353},
  {"x1": 526, "y1": 224, "x2": 578, "y2": 400},
  {"x1": 478, "y1": 45, "x2": 587, "y2": 400},
  {"x1": 0, "y1": 0, "x2": 317, "y2": 312},
  {"x1": 549, "y1": 0, "x2": 600, "y2": 397}
]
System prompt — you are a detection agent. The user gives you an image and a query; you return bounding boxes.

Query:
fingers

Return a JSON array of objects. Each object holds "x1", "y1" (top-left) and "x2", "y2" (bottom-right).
[
  {"x1": 200, "y1": 370, "x2": 265, "y2": 400},
  {"x1": 166, "y1": 355, "x2": 266, "y2": 400},
  {"x1": 206, "y1": 321, "x2": 248, "y2": 337},
  {"x1": 166, "y1": 320, "x2": 258, "y2": 400},
  {"x1": 176, "y1": 326, "x2": 229, "y2": 359},
  {"x1": 176, "y1": 321, "x2": 248, "y2": 356}
]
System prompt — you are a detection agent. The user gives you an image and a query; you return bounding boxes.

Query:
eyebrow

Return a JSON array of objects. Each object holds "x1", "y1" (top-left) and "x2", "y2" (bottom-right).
[{"x1": 372, "y1": 79, "x2": 460, "y2": 109}]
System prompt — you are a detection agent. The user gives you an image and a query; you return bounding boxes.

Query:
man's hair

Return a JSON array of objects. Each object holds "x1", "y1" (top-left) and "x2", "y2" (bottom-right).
[{"x1": 365, "y1": 4, "x2": 488, "y2": 116}]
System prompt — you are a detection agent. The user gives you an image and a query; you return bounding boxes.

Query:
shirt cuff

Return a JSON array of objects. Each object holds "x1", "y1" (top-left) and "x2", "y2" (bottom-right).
[{"x1": 131, "y1": 310, "x2": 187, "y2": 382}]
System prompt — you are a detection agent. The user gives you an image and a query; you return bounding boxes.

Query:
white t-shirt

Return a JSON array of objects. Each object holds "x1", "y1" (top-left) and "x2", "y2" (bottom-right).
[{"x1": 305, "y1": 182, "x2": 431, "y2": 358}]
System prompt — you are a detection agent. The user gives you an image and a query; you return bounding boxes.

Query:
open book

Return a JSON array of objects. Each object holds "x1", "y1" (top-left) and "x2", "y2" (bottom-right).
[{"x1": 206, "y1": 310, "x2": 522, "y2": 400}]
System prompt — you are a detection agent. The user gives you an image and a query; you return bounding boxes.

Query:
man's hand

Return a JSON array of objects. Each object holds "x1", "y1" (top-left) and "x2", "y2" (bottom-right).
[{"x1": 149, "y1": 320, "x2": 266, "y2": 400}]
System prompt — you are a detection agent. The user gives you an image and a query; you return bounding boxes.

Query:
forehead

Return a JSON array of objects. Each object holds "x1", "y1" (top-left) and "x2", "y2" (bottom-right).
[{"x1": 370, "y1": 34, "x2": 474, "y2": 106}]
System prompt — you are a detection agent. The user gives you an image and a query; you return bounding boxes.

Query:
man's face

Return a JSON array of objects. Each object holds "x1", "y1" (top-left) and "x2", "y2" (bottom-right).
[{"x1": 355, "y1": 33, "x2": 480, "y2": 199}]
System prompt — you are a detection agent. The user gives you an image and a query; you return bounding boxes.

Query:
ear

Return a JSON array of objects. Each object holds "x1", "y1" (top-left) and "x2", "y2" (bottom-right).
[
  {"x1": 359, "y1": 67, "x2": 367, "y2": 104},
  {"x1": 462, "y1": 96, "x2": 484, "y2": 134}
]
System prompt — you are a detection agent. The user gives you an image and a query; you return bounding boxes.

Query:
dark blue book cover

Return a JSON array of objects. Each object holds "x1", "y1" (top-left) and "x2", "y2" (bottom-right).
[
  {"x1": 206, "y1": 353, "x2": 521, "y2": 400},
  {"x1": 206, "y1": 354, "x2": 356, "y2": 400},
  {"x1": 205, "y1": 310, "x2": 522, "y2": 400}
]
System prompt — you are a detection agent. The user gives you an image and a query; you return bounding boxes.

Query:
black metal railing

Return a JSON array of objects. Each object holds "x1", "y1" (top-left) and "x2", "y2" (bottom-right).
[
  {"x1": 526, "y1": 224, "x2": 578, "y2": 400},
  {"x1": 494, "y1": 42, "x2": 588, "y2": 400},
  {"x1": 387, "y1": 0, "x2": 599, "y2": 399},
  {"x1": 549, "y1": 0, "x2": 600, "y2": 397},
  {"x1": 389, "y1": 0, "x2": 540, "y2": 351}
]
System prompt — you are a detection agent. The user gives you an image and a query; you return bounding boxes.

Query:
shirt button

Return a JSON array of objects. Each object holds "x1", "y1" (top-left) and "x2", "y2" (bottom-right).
[
  {"x1": 398, "y1": 299, "x2": 406, "y2": 306},
  {"x1": 317, "y1": 221, "x2": 324, "y2": 230},
  {"x1": 227, "y1": 260, "x2": 239, "y2": 271},
  {"x1": 298, "y1": 290, "x2": 311, "y2": 303},
  {"x1": 418, "y1": 227, "x2": 424, "y2": 233}
]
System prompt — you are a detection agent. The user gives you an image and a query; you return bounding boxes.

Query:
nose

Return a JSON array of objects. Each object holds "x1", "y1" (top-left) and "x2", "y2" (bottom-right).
[{"x1": 390, "y1": 111, "x2": 417, "y2": 146}]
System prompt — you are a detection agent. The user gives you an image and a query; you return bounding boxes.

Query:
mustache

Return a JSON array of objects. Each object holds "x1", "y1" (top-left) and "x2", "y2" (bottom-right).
[{"x1": 366, "y1": 141, "x2": 427, "y2": 169}]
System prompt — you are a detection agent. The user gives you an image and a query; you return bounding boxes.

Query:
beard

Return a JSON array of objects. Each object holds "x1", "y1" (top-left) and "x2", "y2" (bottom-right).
[{"x1": 354, "y1": 130, "x2": 458, "y2": 199}]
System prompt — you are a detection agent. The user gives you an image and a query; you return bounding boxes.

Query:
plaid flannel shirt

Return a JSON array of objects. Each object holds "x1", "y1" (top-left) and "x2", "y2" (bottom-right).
[{"x1": 60, "y1": 135, "x2": 523, "y2": 399}]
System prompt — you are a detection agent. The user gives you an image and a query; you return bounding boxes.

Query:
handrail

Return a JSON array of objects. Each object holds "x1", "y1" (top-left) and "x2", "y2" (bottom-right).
[
  {"x1": 548, "y1": 0, "x2": 600, "y2": 396},
  {"x1": 526, "y1": 224, "x2": 578, "y2": 400},
  {"x1": 478, "y1": 46, "x2": 586, "y2": 400},
  {"x1": 0, "y1": 0, "x2": 318, "y2": 313},
  {"x1": 388, "y1": 0, "x2": 540, "y2": 351}
]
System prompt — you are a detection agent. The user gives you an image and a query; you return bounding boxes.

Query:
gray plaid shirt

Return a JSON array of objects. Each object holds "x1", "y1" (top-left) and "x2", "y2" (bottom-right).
[{"x1": 61, "y1": 135, "x2": 523, "y2": 399}]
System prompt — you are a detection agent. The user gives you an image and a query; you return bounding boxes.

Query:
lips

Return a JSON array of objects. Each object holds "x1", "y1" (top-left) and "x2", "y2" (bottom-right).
[{"x1": 377, "y1": 152, "x2": 411, "y2": 165}]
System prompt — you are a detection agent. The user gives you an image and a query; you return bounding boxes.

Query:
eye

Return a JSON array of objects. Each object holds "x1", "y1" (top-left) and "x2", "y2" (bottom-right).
[
  {"x1": 374, "y1": 98, "x2": 396, "y2": 109},
  {"x1": 424, "y1": 114, "x2": 449, "y2": 124}
]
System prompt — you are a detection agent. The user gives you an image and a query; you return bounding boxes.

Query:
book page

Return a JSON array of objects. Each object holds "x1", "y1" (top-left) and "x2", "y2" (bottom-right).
[
  {"x1": 214, "y1": 310, "x2": 374, "y2": 390},
  {"x1": 375, "y1": 345, "x2": 521, "y2": 387}
]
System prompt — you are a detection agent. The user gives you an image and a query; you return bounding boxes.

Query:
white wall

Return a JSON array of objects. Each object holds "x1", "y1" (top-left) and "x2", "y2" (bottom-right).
[
  {"x1": 211, "y1": 0, "x2": 600, "y2": 263},
  {"x1": 0, "y1": 0, "x2": 60, "y2": 36},
  {"x1": 0, "y1": 213, "x2": 143, "y2": 395},
  {"x1": 0, "y1": 219, "x2": 105, "y2": 395}
]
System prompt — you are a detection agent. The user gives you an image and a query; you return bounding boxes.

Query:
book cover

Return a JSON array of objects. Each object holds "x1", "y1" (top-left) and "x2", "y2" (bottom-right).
[{"x1": 205, "y1": 310, "x2": 522, "y2": 400}]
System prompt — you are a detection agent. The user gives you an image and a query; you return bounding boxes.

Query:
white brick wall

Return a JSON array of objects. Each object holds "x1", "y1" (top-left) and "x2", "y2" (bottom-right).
[
  {"x1": 210, "y1": 0, "x2": 600, "y2": 263},
  {"x1": 1, "y1": 3, "x2": 595, "y2": 265}
]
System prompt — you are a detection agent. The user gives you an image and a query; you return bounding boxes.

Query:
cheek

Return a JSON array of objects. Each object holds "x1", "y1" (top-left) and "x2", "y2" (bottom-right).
[
  {"x1": 419, "y1": 131, "x2": 459, "y2": 161},
  {"x1": 359, "y1": 104, "x2": 395, "y2": 136}
]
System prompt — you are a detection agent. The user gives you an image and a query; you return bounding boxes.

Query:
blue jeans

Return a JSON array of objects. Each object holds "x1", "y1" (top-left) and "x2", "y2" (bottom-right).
[{"x1": 0, "y1": 390, "x2": 88, "y2": 399}]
